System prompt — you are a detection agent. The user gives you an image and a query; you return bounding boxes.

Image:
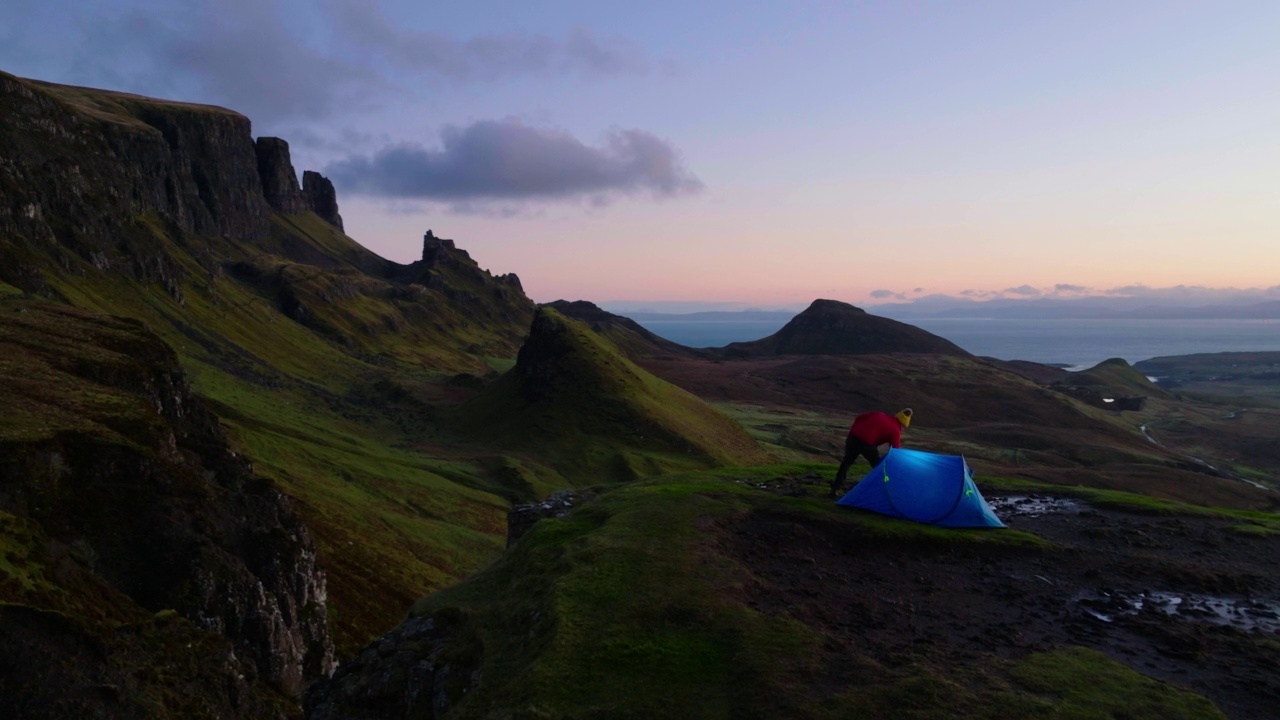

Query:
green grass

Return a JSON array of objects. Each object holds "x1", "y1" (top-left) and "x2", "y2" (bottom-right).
[
  {"x1": 826, "y1": 648, "x2": 1225, "y2": 719},
  {"x1": 0, "y1": 209, "x2": 540, "y2": 657},
  {"x1": 393, "y1": 467, "x2": 1219, "y2": 719},
  {"x1": 184, "y1": 361, "x2": 513, "y2": 655},
  {"x1": 413, "y1": 470, "x2": 824, "y2": 719},
  {"x1": 1007, "y1": 647, "x2": 1226, "y2": 719}
]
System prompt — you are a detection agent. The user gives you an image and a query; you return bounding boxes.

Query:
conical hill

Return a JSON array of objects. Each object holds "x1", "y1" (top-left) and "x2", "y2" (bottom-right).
[
  {"x1": 717, "y1": 298, "x2": 969, "y2": 357},
  {"x1": 1058, "y1": 357, "x2": 1171, "y2": 399},
  {"x1": 455, "y1": 307, "x2": 766, "y2": 476}
]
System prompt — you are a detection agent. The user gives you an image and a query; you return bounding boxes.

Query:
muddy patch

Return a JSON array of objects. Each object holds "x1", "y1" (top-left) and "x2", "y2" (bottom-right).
[
  {"x1": 722, "y1": 484, "x2": 1280, "y2": 720},
  {"x1": 1074, "y1": 589, "x2": 1280, "y2": 634},
  {"x1": 987, "y1": 494, "x2": 1085, "y2": 518}
]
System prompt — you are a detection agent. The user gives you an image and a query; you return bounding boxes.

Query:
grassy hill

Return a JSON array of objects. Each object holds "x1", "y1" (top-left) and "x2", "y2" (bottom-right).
[
  {"x1": 309, "y1": 464, "x2": 1274, "y2": 719},
  {"x1": 1056, "y1": 357, "x2": 1171, "y2": 400},
  {"x1": 542, "y1": 299, "x2": 698, "y2": 359},
  {"x1": 453, "y1": 307, "x2": 768, "y2": 483}
]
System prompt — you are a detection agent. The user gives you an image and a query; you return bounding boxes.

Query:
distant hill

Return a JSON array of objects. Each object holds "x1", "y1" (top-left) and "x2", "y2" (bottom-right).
[
  {"x1": 983, "y1": 358, "x2": 1072, "y2": 384},
  {"x1": 543, "y1": 299, "x2": 697, "y2": 359},
  {"x1": 716, "y1": 299, "x2": 970, "y2": 357},
  {"x1": 872, "y1": 296, "x2": 1280, "y2": 320},
  {"x1": 1058, "y1": 358, "x2": 1170, "y2": 399},
  {"x1": 453, "y1": 307, "x2": 767, "y2": 480},
  {"x1": 1135, "y1": 351, "x2": 1280, "y2": 396}
]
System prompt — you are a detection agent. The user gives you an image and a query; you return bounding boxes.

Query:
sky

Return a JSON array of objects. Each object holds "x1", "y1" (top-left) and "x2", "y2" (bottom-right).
[{"x1": 3, "y1": 0, "x2": 1278, "y2": 311}]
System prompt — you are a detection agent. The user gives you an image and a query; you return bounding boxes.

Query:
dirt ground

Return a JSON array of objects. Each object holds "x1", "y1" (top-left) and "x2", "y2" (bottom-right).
[{"x1": 724, "y1": 476, "x2": 1280, "y2": 720}]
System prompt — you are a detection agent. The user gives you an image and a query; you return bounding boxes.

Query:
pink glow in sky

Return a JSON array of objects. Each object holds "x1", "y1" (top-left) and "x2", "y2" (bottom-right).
[{"x1": 5, "y1": 1, "x2": 1278, "y2": 308}]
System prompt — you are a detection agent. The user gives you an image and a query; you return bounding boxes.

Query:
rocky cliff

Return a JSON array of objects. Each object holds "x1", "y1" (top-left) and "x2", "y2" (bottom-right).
[
  {"x1": 256, "y1": 137, "x2": 346, "y2": 229},
  {"x1": 302, "y1": 170, "x2": 344, "y2": 230},
  {"x1": 0, "y1": 300, "x2": 334, "y2": 711},
  {"x1": 0, "y1": 72, "x2": 344, "y2": 294}
]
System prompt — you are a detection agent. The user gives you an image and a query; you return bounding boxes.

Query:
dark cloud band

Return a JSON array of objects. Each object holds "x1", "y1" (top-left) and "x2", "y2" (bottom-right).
[
  {"x1": 326, "y1": 120, "x2": 703, "y2": 202},
  {"x1": 21, "y1": 0, "x2": 649, "y2": 123}
]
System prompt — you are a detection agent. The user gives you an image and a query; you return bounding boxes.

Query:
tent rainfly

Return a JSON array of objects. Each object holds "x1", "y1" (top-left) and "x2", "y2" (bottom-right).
[{"x1": 836, "y1": 448, "x2": 1004, "y2": 528}]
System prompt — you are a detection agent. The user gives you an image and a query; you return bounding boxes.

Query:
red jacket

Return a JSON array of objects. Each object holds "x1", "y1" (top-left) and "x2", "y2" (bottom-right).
[{"x1": 847, "y1": 411, "x2": 902, "y2": 448}]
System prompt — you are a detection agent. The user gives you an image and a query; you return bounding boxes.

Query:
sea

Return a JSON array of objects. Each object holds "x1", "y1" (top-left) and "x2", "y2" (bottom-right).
[{"x1": 633, "y1": 317, "x2": 1280, "y2": 371}]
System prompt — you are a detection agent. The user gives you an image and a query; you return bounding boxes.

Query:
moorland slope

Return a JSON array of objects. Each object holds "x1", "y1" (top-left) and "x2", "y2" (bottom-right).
[
  {"x1": 0, "y1": 70, "x2": 543, "y2": 687},
  {"x1": 4, "y1": 70, "x2": 1280, "y2": 720}
]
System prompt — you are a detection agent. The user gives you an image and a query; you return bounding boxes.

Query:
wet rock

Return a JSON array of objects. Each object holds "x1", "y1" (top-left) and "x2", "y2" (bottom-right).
[
  {"x1": 507, "y1": 490, "x2": 588, "y2": 548},
  {"x1": 305, "y1": 614, "x2": 478, "y2": 720}
]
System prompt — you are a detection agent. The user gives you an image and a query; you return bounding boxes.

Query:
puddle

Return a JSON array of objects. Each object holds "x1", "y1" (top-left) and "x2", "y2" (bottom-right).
[
  {"x1": 1074, "y1": 589, "x2": 1280, "y2": 634},
  {"x1": 987, "y1": 495, "x2": 1085, "y2": 518}
]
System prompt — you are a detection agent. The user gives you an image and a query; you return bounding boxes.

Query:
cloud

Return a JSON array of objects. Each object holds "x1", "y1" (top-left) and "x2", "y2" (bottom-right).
[
  {"x1": 1105, "y1": 284, "x2": 1153, "y2": 296},
  {"x1": 327, "y1": 120, "x2": 703, "y2": 203},
  {"x1": 15, "y1": 0, "x2": 649, "y2": 123},
  {"x1": 67, "y1": 0, "x2": 374, "y2": 123},
  {"x1": 1052, "y1": 283, "x2": 1088, "y2": 295},
  {"x1": 326, "y1": 0, "x2": 646, "y2": 81},
  {"x1": 870, "y1": 289, "x2": 907, "y2": 300},
  {"x1": 1003, "y1": 284, "x2": 1042, "y2": 297}
]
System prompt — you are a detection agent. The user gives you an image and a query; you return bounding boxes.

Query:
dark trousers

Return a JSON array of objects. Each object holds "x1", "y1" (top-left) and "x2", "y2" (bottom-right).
[{"x1": 830, "y1": 435, "x2": 882, "y2": 495}]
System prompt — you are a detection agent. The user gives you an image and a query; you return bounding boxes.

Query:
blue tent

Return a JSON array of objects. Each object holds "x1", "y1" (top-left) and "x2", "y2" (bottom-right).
[{"x1": 836, "y1": 448, "x2": 1004, "y2": 528}]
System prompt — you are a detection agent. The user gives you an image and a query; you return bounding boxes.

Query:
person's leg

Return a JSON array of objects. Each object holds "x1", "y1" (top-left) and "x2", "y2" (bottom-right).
[
  {"x1": 830, "y1": 435, "x2": 862, "y2": 496},
  {"x1": 861, "y1": 444, "x2": 882, "y2": 468}
]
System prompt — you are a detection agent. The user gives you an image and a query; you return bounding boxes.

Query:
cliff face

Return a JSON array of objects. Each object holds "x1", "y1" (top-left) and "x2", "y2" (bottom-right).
[
  {"x1": 257, "y1": 138, "x2": 346, "y2": 229},
  {"x1": 0, "y1": 73, "x2": 269, "y2": 248},
  {"x1": 256, "y1": 136, "x2": 310, "y2": 215},
  {"x1": 0, "y1": 72, "x2": 345, "y2": 293},
  {"x1": 303, "y1": 170, "x2": 344, "y2": 230},
  {"x1": 0, "y1": 301, "x2": 335, "y2": 705}
]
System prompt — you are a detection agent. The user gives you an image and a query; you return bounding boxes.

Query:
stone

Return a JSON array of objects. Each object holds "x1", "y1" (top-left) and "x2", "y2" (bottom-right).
[
  {"x1": 255, "y1": 137, "x2": 308, "y2": 214},
  {"x1": 302, "y1": 170, "x2": 344, "y2": 230}
]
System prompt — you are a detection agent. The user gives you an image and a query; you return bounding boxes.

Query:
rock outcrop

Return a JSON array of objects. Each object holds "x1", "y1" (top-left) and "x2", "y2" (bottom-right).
[
  {"x1": 256, "y1": 138, "x2": 345, "y2": 228},
  {"x1": 506, "y1": 490, "x2": 592, "y2": 548},
  {"x1": 389, "y1": 229, "x2": 534, "y2": 328},
  {"x1": 255, "y1": 136, "x2": 309, "y2": 215},
  {"x1": 303, "y1": 170, "x2": 344, "y2": 230},
  {"x1": 0, "y1": 301, "x2": 335, "y2": 704},
  {"x1": 304, "y1": 614, "x2": 479, "y2": 720}
]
